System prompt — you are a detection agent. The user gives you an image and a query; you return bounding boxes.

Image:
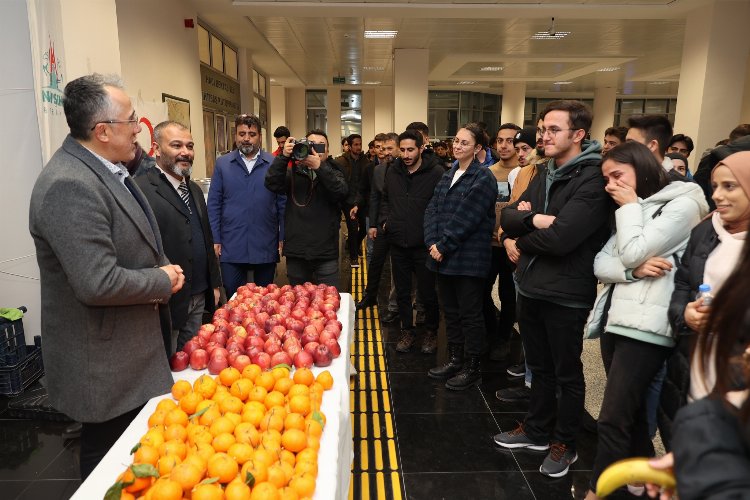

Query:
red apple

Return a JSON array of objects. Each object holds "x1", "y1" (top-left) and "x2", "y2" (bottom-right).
[
  {"x1": 189, "y1": 349, "x2": 208, "y2": 370},
  {"x1": 313, "y1": 344, "x2": 332, "y2": 367},
  {"x1": 323, "y1": 337, "x2": 341, "y2": 357},
  {"x1": 293, "y1": 350, "x2": 314, "y2": 369},
  {"x1": 271, "y1": 351, "x2": 292, "y2": 368},
  {"x1": 212, "y1": 347, "x2": 229, "y2": 360},
  {"x1": 252, "y1": 352, "x2": 272, "y2": 371},
  {"x1": 182, "y1": 339, "x2": 200, "y2": 357},
  {"x1": 170, "y1": 351, "x2": 189, "y2": 371},
  {"x1": 301, "y1": 330, "x2": 319, "y2": 346},
  {"x1": 246, "y1": 336, "x2": 265, "y2": 351},
  {"x1": 264, "y1": 338, "x2": 282, "y2": 356},
  {"x1": 208, "y1": 355, "x2": 229, "y2": 375},
  {"x1": 303, "y1": 342, "x2": 319, "y2": 356},
  {"x1": 270, "y1": 325, "x2": 286, "y2": 340},
  {"x1": 210, "y1": 331, "x2": 228, "y2": 346},
  {"x1": 231, "y1": 354, "x2": 251, "y2": 372},
  {"x1": 318, "y1": 330, "x2": 337, "y2": 345}
]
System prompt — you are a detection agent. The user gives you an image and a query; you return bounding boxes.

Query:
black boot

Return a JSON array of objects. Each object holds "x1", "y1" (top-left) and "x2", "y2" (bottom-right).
[
  {"x1": 428, "y1": 343, "x2": 463, "y2": 379},
  {"x1": 445, "y1": 356, "x2": 482, "y2": 390},
  {"x1": 356, "y1": 294, "x2": 377, "y2": 311}
]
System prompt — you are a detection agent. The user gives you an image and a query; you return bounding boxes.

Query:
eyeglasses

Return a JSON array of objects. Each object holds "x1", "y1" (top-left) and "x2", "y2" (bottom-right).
[
  {"x1": 452, "y1": 138, "x2": 475, "y2": 147},
  {"x1": 91, "y1": 114, "x2": 139, "y2": 130},
  {"x1": 540, "y1": 127, "x2": 577, "y2": 137}
]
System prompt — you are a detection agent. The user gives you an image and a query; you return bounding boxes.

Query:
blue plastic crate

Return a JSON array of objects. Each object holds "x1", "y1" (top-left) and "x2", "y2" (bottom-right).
[
  {"x1": 0, "y1": 307, "x2": 27, "y2": 366},
  {"x1": 0, "y1": 345, "x2": 44, "y2": 397}
]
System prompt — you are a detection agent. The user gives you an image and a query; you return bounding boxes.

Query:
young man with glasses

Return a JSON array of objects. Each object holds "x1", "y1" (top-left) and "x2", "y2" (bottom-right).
[{"x1": 495, "y1": 100, "x2": 611, "y2": 478}]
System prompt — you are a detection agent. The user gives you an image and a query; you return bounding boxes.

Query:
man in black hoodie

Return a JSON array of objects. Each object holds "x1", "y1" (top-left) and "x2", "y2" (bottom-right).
[{"x1": 380, "y1": 130, "x2": 444, "y2": 353}]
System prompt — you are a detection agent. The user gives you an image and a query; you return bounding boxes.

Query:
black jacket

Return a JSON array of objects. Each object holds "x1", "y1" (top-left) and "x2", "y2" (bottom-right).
[
  {"x1": 672, "y1": 397, "x2": 750, "y2": 500},
  {"x1": 693, "y1": 136, "x2": 750, "y2": 210},
  {"x1": 264, "y1": 155, "x2": 348, "y2": 260},
  {"x1": 380, "y1": 154, "x2": 444, "y2": 248},
  {"x1": 134, "y1": 168, "x2": 221, "y2": 329},
  {"x1": 334, "y1": 151, "x2": 369, "y2": 208},
  {"x1": 500, "y1": 153, "x2": 612, "y2": 307}
]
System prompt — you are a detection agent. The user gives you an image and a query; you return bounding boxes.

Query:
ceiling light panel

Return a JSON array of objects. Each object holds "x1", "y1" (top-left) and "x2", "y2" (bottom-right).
[
  {"x1": 364, "y1": 30, "x2": 397, "y2": 39},
  {"x1": 530, "y1": 32, "x2": 571, "y2": 40}
]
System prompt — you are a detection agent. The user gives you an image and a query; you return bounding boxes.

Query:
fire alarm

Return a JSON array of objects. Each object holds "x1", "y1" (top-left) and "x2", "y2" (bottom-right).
[{"x1": 184, "y1": 19, "x2": 194, "y2": 28}]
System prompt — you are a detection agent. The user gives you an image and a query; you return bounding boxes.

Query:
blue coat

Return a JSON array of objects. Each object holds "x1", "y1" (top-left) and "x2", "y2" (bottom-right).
[
  {"x1": 207, "y1": 149, "x2": 286, "y2": 264},
  {"x1": 424, "y1": 160, "x2": 497, "y2": 278}
]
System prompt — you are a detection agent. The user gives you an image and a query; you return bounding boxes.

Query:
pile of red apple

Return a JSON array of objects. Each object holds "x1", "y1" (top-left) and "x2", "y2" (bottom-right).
[{"x1": 169, "y1": 282, "x2": 342, "y2": 374}]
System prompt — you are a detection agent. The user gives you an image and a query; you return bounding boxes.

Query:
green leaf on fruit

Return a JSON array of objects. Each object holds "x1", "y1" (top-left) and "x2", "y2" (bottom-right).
[
  {"x1": 131, "y1": 463, "x2": 159, "y2": 478},
  {"x1": 190, "y1": 405, "x2": 211, "y2": 420},
  {"x1": 202, "y1": 476, "x2": 220, "y2": 484},
  {"x1": 312, "y1": 410, "x2": 324, "y2": 427},
  {"x1": 244, "y1": 471, "x2": 256, "y2": 487},
  {"x1": 130, "y1": 442, "x2": 142, "y2": 454},
  {"x1": 103, "y1": 482, "x2": 126, "y2": 500},
  {"x1": 273, "y1": 363, "x2": 292, "y2": 371}
]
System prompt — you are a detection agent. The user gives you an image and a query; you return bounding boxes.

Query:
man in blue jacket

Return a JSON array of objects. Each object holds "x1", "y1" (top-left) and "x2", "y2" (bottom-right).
[
  {"x1": 495, "y1": 100, "x2": 611, "y2": 478},
  {"x1": 208, "y1": 114, "x2": 285, "y2": 297}
]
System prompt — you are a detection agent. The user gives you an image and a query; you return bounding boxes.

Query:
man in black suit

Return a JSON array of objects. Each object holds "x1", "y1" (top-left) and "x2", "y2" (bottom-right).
[{"x1": 135, "y1": 121, "x2": 222, "y2": 353}]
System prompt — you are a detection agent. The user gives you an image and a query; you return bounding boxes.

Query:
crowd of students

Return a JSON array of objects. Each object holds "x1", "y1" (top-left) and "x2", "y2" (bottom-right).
[{"x1": 345, "y1": 101, "x2": 750, "y2": 497}]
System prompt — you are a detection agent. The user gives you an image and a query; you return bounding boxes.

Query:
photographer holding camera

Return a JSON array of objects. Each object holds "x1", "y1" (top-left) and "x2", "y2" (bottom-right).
[{"x1": 265, "y1": 129, "x2": 348, "y2": 287}]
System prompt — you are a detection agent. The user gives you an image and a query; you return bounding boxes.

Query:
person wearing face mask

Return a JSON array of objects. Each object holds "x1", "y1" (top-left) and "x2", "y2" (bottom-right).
[
  {"x1": 135, "y1": 121, "x2": 222, "y2": 353},
  {"x1": 660, "y1": 150, "x2": 750, "y2": 448},
  {"x1": 207, "y1": 113, "x2": 286, "y2": 297}
]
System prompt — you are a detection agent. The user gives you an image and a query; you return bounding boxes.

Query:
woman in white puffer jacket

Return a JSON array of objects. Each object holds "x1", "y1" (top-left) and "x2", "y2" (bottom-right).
[{"x1": 583, "y1": 141, "x2": 709, "y2": 500}]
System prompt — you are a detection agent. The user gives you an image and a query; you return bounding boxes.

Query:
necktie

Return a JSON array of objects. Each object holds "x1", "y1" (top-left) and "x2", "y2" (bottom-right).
[{"x1": 178, "y1": 181, "x2": 192, "y2": 214}]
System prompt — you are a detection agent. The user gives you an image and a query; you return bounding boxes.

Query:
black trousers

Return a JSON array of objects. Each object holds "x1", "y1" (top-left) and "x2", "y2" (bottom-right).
[
  {"x1": 390, "y1": 245, "x2": 439, "y2": 331},
  {"x1": 80, "y1": 405, "x2": 144, "y2": 480},
  {"x1": 344, "y1": 208, "x2": 367, "y2": 260},
  {"x1": 438, "y1": 274, "x2": 486, "y2": 356},
  {"x1": 590, "y1": 333, "x2": 672, "y2": 488},
  {"x1": 519, "y1": 295, "x2": 589, "y2": 447},
  {"x1": 285, "y1": 257, "x2": 339, "y2": 288},
  {"x1": 482, "y1": 245, "x2": 517, "y2": 345},
  {"x1": 364, "y1": 230, "x2": 390, "y2": 299}
]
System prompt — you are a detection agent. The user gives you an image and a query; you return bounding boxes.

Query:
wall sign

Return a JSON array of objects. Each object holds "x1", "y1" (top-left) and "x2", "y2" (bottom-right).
[{"x1": 200, "y1": 64, "x2": 240, "y2": 115}]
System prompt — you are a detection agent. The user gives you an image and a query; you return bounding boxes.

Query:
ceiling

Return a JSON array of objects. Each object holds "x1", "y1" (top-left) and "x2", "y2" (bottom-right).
[{"x1": 191, "y1": 0, "x2": 717, "y2": 97}]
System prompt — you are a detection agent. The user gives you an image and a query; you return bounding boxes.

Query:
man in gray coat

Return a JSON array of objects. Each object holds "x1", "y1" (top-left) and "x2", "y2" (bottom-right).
[{"x1": 29, "y1": 74, "x2": 184, "y2": 479}]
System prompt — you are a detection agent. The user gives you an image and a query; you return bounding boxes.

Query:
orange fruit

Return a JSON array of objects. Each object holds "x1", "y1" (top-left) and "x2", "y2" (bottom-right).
[
  {"x1": 182, "y1": 452, "x2": 208, "y2": 475},
  {"x1": 164, "y1": 408, "x2": 189, "y2": 427},
  {"x1": 305, "y1": 419, "x2": 323, "y2": 439},
  {"x1": 195, "y1": 399, "x2": 217, "y2": 413},
  {"x1": 287, "y1": 384, "x2": 309, "y2": 399},
  {"x1": 230, "y1": 378, "x2": 254, "y2": 401},
  {"x1": 273, "y1": 377, "x2": 294, "y2": 395},
  {"x1": 252, "y1": 448, "x2": 276, "y2": 468},
  {"x1": 284, "y1": 413, "x2": 306, "y2": 432},
  {"x1": 290, "y1": 473, "x2": 316, "y2": 498},
  {"x1": 157, "y1": 453, "x2": 182, "y2": 476},
  {"x1": 211, "y1": 389, "x2": 231, "y2": 406},
  {"x1": 194, "y1": 374, "x2": 218, "y2": 398},
  {"x1": 220, "y1": 367, "x2": 242, "y2": 387},
  {"x1": 241, "y1": 459, "x2": 268, "y2": 485},
  {"x1": 292, "y1": 368, "x2": 314, "y2": 386},
  {"x1": 234, "y1": 422, "x2": 260, "y2": 447},
  {"x1": 288, "y1": 395, "x2": 311, "y2": 417},
  {"x1": 179, "y1": 391, "x2": 204, "y2": 415},
  {"x1": 242, "y1": 405, "x2": 265, "y2": 427},
  {"x1": 266, "y1": 463, "x2": 288, "y2": 488},
  {"x1": 264, "y1": 391, "x2": 286, "y2": 410},
  {"x1": 140, "y1": 428, "x2": 165, "y2": 450},
  {"x1": 259, "y1": 410, "x2": 284, "y2": 432},
  {"x1": 187, "y1": 425, "x2": 213, "y2": 447},
  {"x1": 306, "y1": 434, "x2": 320, "y2": 451},
  {"x1": 279, "y1": 449, "x2": 296, "y2": 468},
  {"x1": 168, "y1": 461, "x2": 203, "y2": 492},
  {"x1": 159, "y1": 439, "x2": 187, "y2": 460},
  {"x1": 120, "y1": 492, "x2": 136, "y2": 500},
  {"x1": 119, "y1": 466, "x2": 153, "y2": 493},
  {"x1": 172, "y1": 380, "x2": 192, "y2": 400},
  {"x1": 250, "y1": 482, "x2": 281, "y2": 500},
  {"x1": 148, "y1": 409, "x2": 168, "y2": 428},
  {"x1": 156, "y1": 398, "x2": 178, "y2": 413},
  {"x1": 260, "y1": 429, "x2": 282, "y2": 450},
  {"x1": 242, "y1": 364, "x2": 262, "y2": 381},
  {"x1": 227, "y1": 442, "x2": 254, "y2": 465},
  {"x1": 293, "y1": 460, "x2": 317, "y2": 476},
  {"x1": 212, "y1": 431, "x2": 237, "y2": 452},
  {"x1": 279, "y1": 461, "x2": 294, "y2": 483},
  {"x1": 248, "y1": 385, "x2": 268, "y2": 404},
  {"x1": 315, "y1": 370, "x2": 333, "y2": 390},
  {"x1": 206, "y1": 452, "x2": 239, "y2": 483},
  {"x1": 295, "y1": 448, "x2": 317, "y2": 465},
  {"x1": 225, "y1": 412, "x2": 243, "y2": 428},
  {"x1": 149, "y1": 478, "x2": 183, "y2": 500},
  {"x1": 191, "y1": 482, "x2": 224, "y2": 500},
  {"x1": 224, "y1": 478, "x2": 252, "y2": 500},
  {"x1": 164, "y1": 423, "x2": 188, "y2": 442},
  {"x1": 278, "y1": 486, "x2": 299, "y2": 500},
  {"x1": 271, "y1": 366, "x2": 290, "y2": 381},
  {"x1": 281, "y1": 429, "x2": 307, "y2": 453},
  {"x1": 134, "y1": 444, "x2": 160, "y2": 466},
  {"x1": 220, "y1": 395, "x2": 245, "y2": 414},
  {"x1": 209, "y1": 415, "x2": 236, "y2": 436},
  {"x1": 255, "y1": 372, "x2": 276, "y2": 392},
  {"x1": 189, "y1": 441, "x2": 215, "y2": 464},
  {"x1": 198, "y1": 406, "x2": 222, "y2": 427}
]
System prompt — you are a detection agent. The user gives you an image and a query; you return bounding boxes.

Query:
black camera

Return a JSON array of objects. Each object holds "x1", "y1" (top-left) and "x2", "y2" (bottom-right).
[{"x1": 291, "y1": 139, "x2": 326, "y2": 161}]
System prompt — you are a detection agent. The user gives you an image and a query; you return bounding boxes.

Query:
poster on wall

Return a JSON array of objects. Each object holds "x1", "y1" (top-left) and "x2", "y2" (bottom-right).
[
  {"x1": 27, "y1": 0, "x2": 68, "y2": 164},
  {"x1": 163, "y1": 94, "x2": 191, "y2": 130},
  {"x1": 132, "y1": 96, "x2": 168, "y2": 157}
]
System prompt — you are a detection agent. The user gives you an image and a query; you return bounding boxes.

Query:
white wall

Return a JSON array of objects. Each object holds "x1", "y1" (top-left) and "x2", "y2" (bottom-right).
[
  {"x1": 286, "y1": 88, "x2": 306, "y2": 138},
  {"x1": 0, "y1": 0, "x2": 45, "y2": 341},
  {"x1": 374, "y1": 86, "x2": 394, "y2": 133},
  {"x1": 60, "y1": 0, "x2": 121, "y2": 77},
  {"x1": 115, "y1": 0, "x2": 207, "y2": 176}
]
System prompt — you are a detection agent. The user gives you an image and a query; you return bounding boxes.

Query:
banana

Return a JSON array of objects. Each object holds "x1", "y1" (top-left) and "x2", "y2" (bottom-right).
[{"x1": 596, "y1": 457, "x2": 676, "y2": 498}]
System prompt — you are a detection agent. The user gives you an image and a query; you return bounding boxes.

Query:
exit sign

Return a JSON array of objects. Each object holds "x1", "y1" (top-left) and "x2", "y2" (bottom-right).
[{"x1": 332, "y1": 76, "x2": 346, "y2": 84}]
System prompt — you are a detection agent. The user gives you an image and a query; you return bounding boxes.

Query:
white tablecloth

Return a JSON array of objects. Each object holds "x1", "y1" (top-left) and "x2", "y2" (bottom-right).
[{"x1": 71, "y1": 293, "x2": 354, "y2": 500}]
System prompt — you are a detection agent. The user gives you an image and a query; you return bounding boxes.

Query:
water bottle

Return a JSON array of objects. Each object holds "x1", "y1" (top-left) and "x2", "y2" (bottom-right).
[{"x1": 696, "y1": 283, "x2": 713, "y2": 306}]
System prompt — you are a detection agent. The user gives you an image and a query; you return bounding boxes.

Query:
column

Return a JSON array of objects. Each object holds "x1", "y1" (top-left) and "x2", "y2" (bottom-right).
[
  {"x1": 374, "y1": 86, "x2": 394, "y2": 133},
  {"x1": 591, "y1": 86, "x2": 617, "y2": 145},
  {"x1": 327, "y1": 87, "x2": 342, "y2": 156},
  {"x1": 394, "y1": 49, "x2": 428, "y2": 133},
  {"x1": 673, "y1": 0, "x2": 750, "y2": 156},
  {"x1": 500, "y1": 83, "x2": 526, "y2": 127},
  {"x1": 741, "y1": 51, "x2": 750, "y2": 124},
  {"x1": 361, "y1": 88, "x2": 375, "y2": 143},
  {"x1": 286, "y1": 88, "x2": 306, "y2": 139},
  {"x1": 269, "y1": 85, "x2": 286, "y2": 149},
  {"x1": 238, "y1": 48, "x2": 253, "y2": 115}
]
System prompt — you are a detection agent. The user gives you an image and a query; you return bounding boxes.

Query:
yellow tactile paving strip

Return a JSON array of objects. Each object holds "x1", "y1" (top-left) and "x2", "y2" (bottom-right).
[{"x1": 349, "y1": 250, "x2": 404, "y2": 500}]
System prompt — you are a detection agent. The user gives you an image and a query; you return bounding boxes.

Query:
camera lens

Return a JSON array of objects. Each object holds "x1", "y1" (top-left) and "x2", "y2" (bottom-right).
[{"x1": 291, "y1": 140, "x2": 311, "y2": 161}]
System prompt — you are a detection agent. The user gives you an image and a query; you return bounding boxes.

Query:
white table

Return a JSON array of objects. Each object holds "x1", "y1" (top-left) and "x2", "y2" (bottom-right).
[{"x1": 71, "y1": 293, "x2": 354, "y2": 500}]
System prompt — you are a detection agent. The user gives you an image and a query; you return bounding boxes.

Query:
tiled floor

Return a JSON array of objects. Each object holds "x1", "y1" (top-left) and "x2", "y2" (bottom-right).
[{"x1": 0, "y1": 244, "x2": 601, "y2": 499}]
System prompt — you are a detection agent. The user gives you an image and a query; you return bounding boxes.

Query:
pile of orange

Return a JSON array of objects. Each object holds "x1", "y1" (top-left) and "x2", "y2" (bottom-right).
[{"x1": 106, "y1": 365, "x2": 334, "y2": 500}]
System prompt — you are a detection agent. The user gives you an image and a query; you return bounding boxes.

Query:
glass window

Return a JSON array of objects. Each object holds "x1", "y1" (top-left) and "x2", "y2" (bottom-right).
[
  {"x1": 225, "y1": 47, "x2": 237, "y2": 80},
  {"x1": 645, "y1": 99, "x2": 667, "y2": 115},
  {"x1": 619, "y1": 99, "x2": 644, "y2": 115},
  {"x1": 482, "y1": 94, "x2": 499, "y2": 112},
  {"x1": 341, "y1": 90, "x2": 362, "y2": 138},
  {"x1": 198, "y1": 26, "x2": 210, "y2": 65},
  {"x1": 210, "y1": 35, "x2": 223, "y2": 72},
  {"x1": 429, "y1": 91, "x2": 459, "y2": 109},
  {"x1": 306, "y1": 90, "x2": 328, "y2": 134},
  {"x1": 252, "y1": 70, "x2": 259, "y2": 95},
  {"x1": 306, "y1": 90, "x2": 327, "y2": 108},
  {"x1": 258, "y1": 74, "x2": 266, "y2": 98}
]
